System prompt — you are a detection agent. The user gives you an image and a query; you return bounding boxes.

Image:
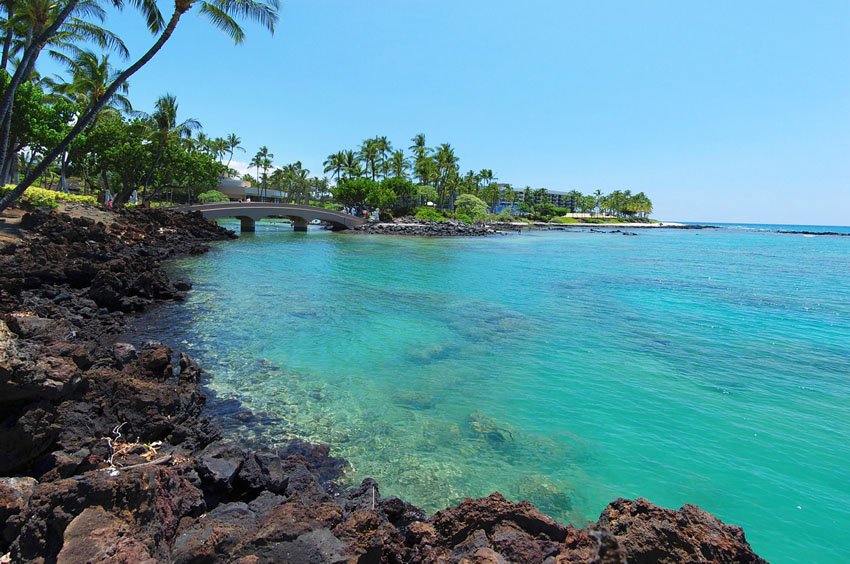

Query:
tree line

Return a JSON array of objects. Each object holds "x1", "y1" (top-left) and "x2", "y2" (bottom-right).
[
  {"x1": 323, "y1": 134, "x2": 653, "y2": 221},
  {"x1": 0, "y1": 0, "x2": 280, "y2": 213}
]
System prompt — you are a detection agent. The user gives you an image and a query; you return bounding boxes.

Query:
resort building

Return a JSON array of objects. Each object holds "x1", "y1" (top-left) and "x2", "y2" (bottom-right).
[{"x1": 216, "y1": 179, "x2": 286, "y2": 202}]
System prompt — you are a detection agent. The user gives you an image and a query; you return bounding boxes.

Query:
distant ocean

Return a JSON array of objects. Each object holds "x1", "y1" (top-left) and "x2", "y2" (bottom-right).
[
  {"x1": 129, "y1": 222, "x2": 850, "y2": 563},
  {"x1": 687, "y1": 221, "x2": 850, "y2": 234}
]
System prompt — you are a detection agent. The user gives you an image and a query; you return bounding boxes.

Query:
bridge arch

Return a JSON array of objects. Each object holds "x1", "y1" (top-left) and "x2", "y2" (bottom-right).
[{"x1": 175, "y1": 203, "x2": 365, "y2": 232}]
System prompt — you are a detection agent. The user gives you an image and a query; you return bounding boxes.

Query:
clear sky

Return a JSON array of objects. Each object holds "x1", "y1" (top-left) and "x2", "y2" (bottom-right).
[{"x1": 50, "y1": 1, "x2": 850, "y2": 224}]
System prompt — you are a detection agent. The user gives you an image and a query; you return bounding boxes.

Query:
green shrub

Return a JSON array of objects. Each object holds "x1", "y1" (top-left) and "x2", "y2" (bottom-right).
[
  {"x1": 321, "y1": 202, "x2": 343, "y2": 211},
  {"x1": 414, "y1": 207, "x2": 447, "y2": 222},
  {"x1": 454, "y1": 193, "x2": 488, "y2": 221},
  {"x1": 196, "y1": 190, "x2": 230, "y2": 203},
  {"x1": 0, "y1": 184, "x2": 97, "y2": 208},
  {"x1": 550, "y1": 216, "x2": 579, "y2": 224},
  {"x1": 454, "y1": 212, "x2": 473, "y2": 224}
]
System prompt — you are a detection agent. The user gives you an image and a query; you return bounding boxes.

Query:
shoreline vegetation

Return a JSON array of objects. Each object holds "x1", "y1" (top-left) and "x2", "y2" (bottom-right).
[{"x1": 0, "y1": 202, "x2": 770, "y2": 562}]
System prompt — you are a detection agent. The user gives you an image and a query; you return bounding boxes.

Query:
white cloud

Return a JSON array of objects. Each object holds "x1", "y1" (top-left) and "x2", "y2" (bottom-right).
[{"x1": 226, "y1": 159, "x2": 253, "y2": 178}]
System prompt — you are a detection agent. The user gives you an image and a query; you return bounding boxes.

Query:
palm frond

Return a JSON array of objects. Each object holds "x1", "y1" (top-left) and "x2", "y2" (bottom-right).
[
  {"x1": 64, "y1": 18, "x2": 130, "y2": 59},
  {"x1": 46, "y1": 47, "x2": 81, "y2": 69},
  {"x1": 198, "y1": 2, "x2": 245, "y2": 44},
  {"x1": 71, "y1": 0, "x2": 107, "y2": 22},
  {"x1": 112, "y1": 0, "x2": 164, "y2": 34}
]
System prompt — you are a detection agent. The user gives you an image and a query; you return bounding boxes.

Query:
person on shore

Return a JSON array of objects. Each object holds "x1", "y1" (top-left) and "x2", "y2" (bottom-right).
[{"x1": 104, "y1": 189, "x2": 113, "y2": 208}]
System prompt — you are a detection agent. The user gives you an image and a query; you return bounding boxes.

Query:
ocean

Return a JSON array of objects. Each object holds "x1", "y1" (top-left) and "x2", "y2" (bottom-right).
[{"x1": 128, "y1": 222, "x2": 850, "y2": 563}]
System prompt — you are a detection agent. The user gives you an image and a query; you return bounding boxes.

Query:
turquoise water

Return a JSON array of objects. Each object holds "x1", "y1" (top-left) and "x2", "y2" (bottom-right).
[{"x1": 134, "y1": 223, "x2": 850, "y2": 563}]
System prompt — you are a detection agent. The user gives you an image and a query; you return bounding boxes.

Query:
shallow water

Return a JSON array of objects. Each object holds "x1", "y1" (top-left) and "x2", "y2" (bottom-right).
[{"x1": 131, "y1": 222, "x2": 850, "y2": 563}]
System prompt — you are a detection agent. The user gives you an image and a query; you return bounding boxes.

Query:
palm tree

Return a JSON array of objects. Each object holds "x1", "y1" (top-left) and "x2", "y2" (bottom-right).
[
  {"x1": 374, "y1": 135, "x2": 391, "y2": 178},
  {"x1": 389, "y1": 149, "x2": 409, "y2": 179},
  {"x1": 358, "y1": 137, "x2": 380, "y2": 180},
  {"x1": 0, "y1": 0, "x2": 280, "y2": 213},
  {"x1": 139, "y1": 93, "x2": 201, "y2": 203},
  {"x1": 434, "y1": 143, "x2": 458, "y2": 208},
  {"x1": 593, "y1": 189, "x2": 603, "y2": 216},
  {"x1": 224, "y1": 132, "x2": 243, "y2": 171},
  {"x1": 413, "y1": 154, "x2": 436, "y2": 187},
  {"x1": 409, "y1": 133, "x2": 428, "y2": 159},
  {"x1": 252, "y1": 145, "x2": 273, "y2": 200},
  {"x1": 341, "y1": 149, "x2": 362, "y2": 179},
  {"x1": 43, "y1": 50, "x2": 133, "y2": 192},
  {"x1": 0, "y1": 0, "x2": 137, "y2": 182},
  {"x1": 323, "y1": 150, "x2": 345, "y2": 182}
]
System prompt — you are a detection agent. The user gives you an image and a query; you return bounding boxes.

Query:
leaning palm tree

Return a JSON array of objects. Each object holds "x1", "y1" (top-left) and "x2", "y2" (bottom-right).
[
  {"x1": 0, "y1": 0, "x2": 280, "y2": 213},
  {"x1": 0, "y1": 1, "x2": 132, "y2": 183},
  {"x1": 138, "y1": 93, "x2": 201, "y2": 203}
]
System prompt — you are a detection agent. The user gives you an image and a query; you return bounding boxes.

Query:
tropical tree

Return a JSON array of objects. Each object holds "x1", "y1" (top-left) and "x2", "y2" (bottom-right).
[
  {"x1": 323, "y1": 150, "x2": 345, "y2": 182},
  {"x1": 409, "y1": 133, "x2": 427, "y2": 159},
  {"x1": 250, "y1": 145, "x2": 273, "y2": 199},
  {"x1": 454, "y1": 193, "x2": 488, "y2": 221},
  {"x1": 333, "y1": 176, "x2": 375, "y2": 209},
  {"x1": 357, "y1": 137, "x2": 380, "y2": 180},
  {"x1": 413, "y1": 154, "x2": 437, "y2": 187},
  {"x1": 224, "y1": 132, "x2": 243, "y2": 171},
  {"x1": 374, "y1": 135, "x2": 391, "y2": 178},
  {"x1": 388, "y1": 149, "x2": 408, "y2": 179},
  {"x1": 341, "y1": 149, "x2": 361, "y2": 179},
  {"x1": 41, "y1": 50, "x2": 130, "y2": 191},
  {"x1": 137, "y1": 93, "x2": 200, "y2": 203},
  {"x1": 0, "y1": 0, "x2": 281, "y2": 213},
  {"x1": 434, "y1": 142, "x2": 458, "y2": 208},
  {"x1": 381, "y1": 176, "x2": 415, "y2": 207}
]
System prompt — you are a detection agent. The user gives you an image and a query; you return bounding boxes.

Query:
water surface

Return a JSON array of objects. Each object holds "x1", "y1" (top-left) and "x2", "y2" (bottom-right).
[{"x1": 132, "y1": 223, "x2": 850, "y2": 563}]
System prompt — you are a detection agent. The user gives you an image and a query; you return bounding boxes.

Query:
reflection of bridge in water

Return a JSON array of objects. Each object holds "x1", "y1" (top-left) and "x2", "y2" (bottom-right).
[{"x1": 174, "y1": 202, "x2": 365, "y2": 232}]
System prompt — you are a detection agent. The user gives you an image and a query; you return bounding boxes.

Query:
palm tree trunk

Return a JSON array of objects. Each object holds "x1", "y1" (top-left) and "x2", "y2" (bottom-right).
[
  {"x1": 0, "y1": 8, "x2": 187, "y2": 213},
  {"x1": 0, "y1": 0, "x2": 80, "y2": 172},
  {"x1": 142, "y1": 142, "x2": 165, "y2": 202},
  {"x1": 1, "y1": 1, "x2": 14, "y2": 71}
]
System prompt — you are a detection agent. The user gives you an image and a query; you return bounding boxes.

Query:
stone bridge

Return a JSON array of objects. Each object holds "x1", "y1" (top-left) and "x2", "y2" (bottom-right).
[{"x1": 174, "y1": 202, "x2": 365, "y2": 232}]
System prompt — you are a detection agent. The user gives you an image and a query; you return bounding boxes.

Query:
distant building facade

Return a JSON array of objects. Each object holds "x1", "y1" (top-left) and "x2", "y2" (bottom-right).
[{"x1": 216, "y1": 179, "x2": 286, "y2": 202}]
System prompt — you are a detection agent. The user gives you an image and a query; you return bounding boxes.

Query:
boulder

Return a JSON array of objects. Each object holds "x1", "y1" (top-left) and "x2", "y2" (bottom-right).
[{"x1": 598, "y1": 497, "x2": 768, "y2": 564}]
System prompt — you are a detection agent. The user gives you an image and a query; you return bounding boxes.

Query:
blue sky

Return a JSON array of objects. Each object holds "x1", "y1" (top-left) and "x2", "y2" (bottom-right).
[{"x1": 50, "y1": 1, "x2": 850, "y2": 224}]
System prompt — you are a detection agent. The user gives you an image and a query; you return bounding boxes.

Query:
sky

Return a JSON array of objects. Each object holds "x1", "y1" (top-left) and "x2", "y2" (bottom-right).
[{"x1": 45, "y1": 0, "x2": 850, "y2": 224}]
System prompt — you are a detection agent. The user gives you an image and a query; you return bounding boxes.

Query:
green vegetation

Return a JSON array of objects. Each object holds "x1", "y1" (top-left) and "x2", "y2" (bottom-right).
[
  {"x1": 414, "y1": 207, "x2": 448, "y2": 222},
  {"x1": 0, "y1": 0, "x2": 281, "y2": 213},
  {"x1": 0, "y1": 184, "x2": 95, "y2": 208},
  {"x1": 550, "y1": 216, "x2": 579, "y2": 224},
  {"x1": 454, "y1": 194, "x2": 488, "y2": 221},
  {"x1": 322, "y1": 133, "x2": 655, "y2": 223},
  {"x1": 196, "y1": 190, "x2": 229, "y2": 203}
]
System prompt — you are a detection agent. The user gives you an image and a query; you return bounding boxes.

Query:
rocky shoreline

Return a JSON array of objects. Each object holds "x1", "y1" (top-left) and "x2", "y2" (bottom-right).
[
  {"x1": 353, "y1": 217, "x2": 495, "y2": 236},
  {"x1": 0, "y1": 205, "x2": 767, "y2": 563}
]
